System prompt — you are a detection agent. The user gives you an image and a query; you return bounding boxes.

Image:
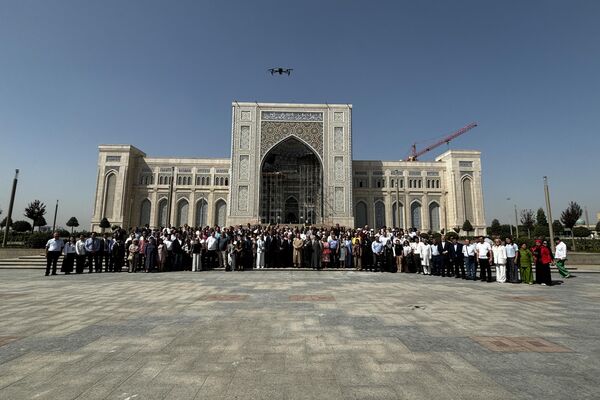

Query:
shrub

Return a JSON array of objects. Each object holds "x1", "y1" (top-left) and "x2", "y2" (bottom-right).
[
  {"x1": 445, "y1": 231, "x2": 459, "y2": 241},
  {"x1": 12, "y1": 220, "x2": 32, "y2": 232},
  {"x1": 572, "y1": 227, "x2": 591, "y2": 238},
  {"x1": 25, "y1": 232, "x2": 53, "y2": 248}
]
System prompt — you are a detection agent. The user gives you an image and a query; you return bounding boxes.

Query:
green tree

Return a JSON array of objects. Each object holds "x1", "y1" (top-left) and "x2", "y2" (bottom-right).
[
  {"x1": 595, "y1": 220, "x2": 600, "y2": 233},
  {"x1": 0, "y1": 216, "x2": 12, "y2": 228},
  {"x1": 520, "y1": 209, "x2": 535, "y2": 238},
  {"x1": 553, "y1": 220, "x2": 564, "y2": 236},
  {"x1": 536, "y1": 208, "x2": 548, "y2": 227},
  {"x1": 12, "y1": 220, "x2": 32, "y2": 232},
  {"x1": 66, "y1": 217, "x2": 80, "y2": 233},
  {"x1": 99, "y1": 217, "x2": 111, "y2": 232},
  {"x1": 462, "y1": 220, "x2": 474, "y2": 236},
  {"x1": 35, "y1": 216, "x2": 47, "y2": 231},
  {"x1": 533, "y1": 225, "x2": 549, "y2": 238},
  {"x1": 573, "y1": 227, "x2": 591, "y2": 238},
  {"x1": 561, "y1": 201, "x2": 583, "y2": 250},
  {"x1": 24, "y1": 200, "x2": 47, "y2": 232},
  {"x1": 489, "y1": 219, "x2": 502, "y2": 236}
]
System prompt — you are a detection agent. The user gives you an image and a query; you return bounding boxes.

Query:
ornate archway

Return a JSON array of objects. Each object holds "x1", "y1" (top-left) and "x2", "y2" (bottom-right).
[{"x1": 260, "y1": 137, "x2": 322, "y2": 224}]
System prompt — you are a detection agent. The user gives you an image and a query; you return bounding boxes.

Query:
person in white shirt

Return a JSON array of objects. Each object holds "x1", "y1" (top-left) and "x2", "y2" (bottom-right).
[
  {"x1": 504, "y1": 237, "x2": 519, "y2": 283},
  {"x1": 491, "y1": 238, "x2": 507, "y2": 283},
  {"x1": 462, "y1": 239, "x2": 477, "y2": 280},
  {"x1": 419, "y1": 239, "x2": 432, "y2": 275},
  {"x1": 75, "y1": 234, "x2": 87, "y2": 274},
  {"x1": 45, "y1": 232, "x2": 65, "y2": 276},
  {"x1": 256, "y1": 235, "x2": 266, "y2": 269},
  {"x1": 61, "y1": 236, "x2": 77, "y2": 274},
  {"x1": 475, "y1": 236, "x2": 492, "y2": 282},
  {"x1": 206, "y1": 232, "x2": 218, "y2": 269},
  {"x1": 554, "y1": 237, "x2": 571, "y2": 278}
]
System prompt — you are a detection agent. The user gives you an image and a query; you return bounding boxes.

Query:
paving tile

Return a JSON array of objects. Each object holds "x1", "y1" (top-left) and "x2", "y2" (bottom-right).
[{"x1": 0, "y1": 269, "x2": 596, "y2": 400}]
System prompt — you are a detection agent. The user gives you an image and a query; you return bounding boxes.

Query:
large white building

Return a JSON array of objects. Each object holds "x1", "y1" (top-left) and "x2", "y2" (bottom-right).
[{"x1": 92, "y1": 102, "x2": 486, "y2": 234}]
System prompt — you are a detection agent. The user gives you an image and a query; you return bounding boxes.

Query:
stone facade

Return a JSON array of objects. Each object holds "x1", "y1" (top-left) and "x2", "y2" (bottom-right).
[{"x1": 91, "y1": 102, "x2": 486, "y2": 235}]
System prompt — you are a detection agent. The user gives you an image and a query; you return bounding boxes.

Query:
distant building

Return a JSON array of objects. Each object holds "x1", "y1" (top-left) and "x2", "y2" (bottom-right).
[{"x1": 92, "y1": 102, "x2": 486, "y2": 234}]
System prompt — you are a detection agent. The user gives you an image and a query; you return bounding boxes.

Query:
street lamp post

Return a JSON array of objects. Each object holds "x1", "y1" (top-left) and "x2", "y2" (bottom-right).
[
  {"x1": 544, "y1": 176, "x2": 556, "y2": 253},
  {"x1": 52, "y1": 200, "x2": 59, "y2": 232},
  {"x1": 506, "y1": 198, "x2": 513, "y2": 237},
  {"x1": 514, "y1": 204, "x2": 519, "y2": 238},
  {"x1": 2, "y1": 169, "x2": 19, "y2": 248}
]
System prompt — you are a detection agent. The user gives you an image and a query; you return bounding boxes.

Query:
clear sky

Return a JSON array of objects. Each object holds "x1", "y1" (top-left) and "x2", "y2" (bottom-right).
[{"x1": 1, "y1": 0, "x2": 599, "y2": 229}]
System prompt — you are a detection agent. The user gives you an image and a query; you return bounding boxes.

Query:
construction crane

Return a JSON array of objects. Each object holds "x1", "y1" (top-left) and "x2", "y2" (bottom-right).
[{"x1": 407, "y1": 122, "x2": 478, "y2": 161}]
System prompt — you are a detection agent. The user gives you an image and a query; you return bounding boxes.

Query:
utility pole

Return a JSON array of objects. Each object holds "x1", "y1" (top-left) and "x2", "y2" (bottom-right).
[
  {"x1": 2, "y1": 169, "x2": 19, "y2": 248},
  {"x1": 506, "y1": 198, "x2": 513, "y2": 237},
  {"x1": 52, "y1": 200, "x2": 59, "y2": 232},
  {"x1": 514, "y1": 204, "x2": 519, "y2": 238},
  {"x1": 584, "y1": 206, "x2": 590, "y2": 228},
  {"x1": 544, "y1": 176, "x2": 555, "y2": 253}
]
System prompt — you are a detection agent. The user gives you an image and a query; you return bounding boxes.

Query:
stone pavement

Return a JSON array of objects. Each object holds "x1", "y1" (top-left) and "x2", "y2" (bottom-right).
[{"x1": 0, "y1": 269, "x2": 598, "y2": 400}]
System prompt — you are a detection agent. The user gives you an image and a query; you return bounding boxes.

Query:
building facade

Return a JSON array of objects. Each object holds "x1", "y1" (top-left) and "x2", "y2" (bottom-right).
[{"x1": 91, "y1": 102, "x2": 486, "y2": 235}]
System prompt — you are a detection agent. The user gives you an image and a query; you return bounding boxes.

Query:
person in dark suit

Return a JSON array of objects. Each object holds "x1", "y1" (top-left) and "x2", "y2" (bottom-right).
[
  {"x1": 438, "y1": 236, "x2": 452, "y2": 277},
  {"x1": 449, "y1": 237, "x2": 465, "y2": 279}
]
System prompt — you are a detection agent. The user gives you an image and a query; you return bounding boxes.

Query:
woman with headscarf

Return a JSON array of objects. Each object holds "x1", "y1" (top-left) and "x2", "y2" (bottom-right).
[
  {"x1": 144, "y1": 237, "x2": 157, "y2": 273},
  {"x1": 532, "y1": 239, "x2": 552, "y2": 286},
  {"x1": 517, "y1": 242, "x2": 534, "y2": 284}
]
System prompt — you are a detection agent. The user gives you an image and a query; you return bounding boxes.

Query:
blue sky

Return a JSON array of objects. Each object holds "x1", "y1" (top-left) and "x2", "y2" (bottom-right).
[{"x1": 1, "y1": 0, "x2": 599, "y2": 228}]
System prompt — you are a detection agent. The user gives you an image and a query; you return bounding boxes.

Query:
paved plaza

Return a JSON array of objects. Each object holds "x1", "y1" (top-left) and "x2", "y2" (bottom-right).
[{"x1": 0, "y1": 270, "x2": 598, "y2": 400}]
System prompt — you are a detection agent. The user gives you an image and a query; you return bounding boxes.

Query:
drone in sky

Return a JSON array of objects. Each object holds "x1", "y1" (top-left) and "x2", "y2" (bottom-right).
[{"x1": 268, "y1": 67, "x2": 293, "y2": 76}]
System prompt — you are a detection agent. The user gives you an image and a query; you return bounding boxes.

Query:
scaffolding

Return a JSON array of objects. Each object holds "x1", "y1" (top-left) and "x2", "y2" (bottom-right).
[{"x1": 260, "y1": 150, "x2": 322, "y2": 225}]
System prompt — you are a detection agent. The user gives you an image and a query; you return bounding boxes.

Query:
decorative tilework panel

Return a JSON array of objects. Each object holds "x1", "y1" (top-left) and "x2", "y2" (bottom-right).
[
  {"x1": 238, "y1": 186, "x2": 248, "y2": 211},
  {"x1": 239, "y1": 155, "x2": 249, "y2": 180},
  {"x1": 333, "y1": 127, "x2": 343, "y2": 151},
  {"x1": 240, "y1": 126, "x2": 250, "y2": 150},
  {"x1": 334, "y1": 156, "x2": 344, "y2": 181},
  {"x1": 335, "y1": 187, "x2": 344, "y2": 212},
  {"x1": 260, "y1": 121, "x2": 323, "y2": 158}
]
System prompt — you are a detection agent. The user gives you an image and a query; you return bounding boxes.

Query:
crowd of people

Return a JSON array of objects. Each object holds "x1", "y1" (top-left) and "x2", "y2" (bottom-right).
[{"x1": 44, "y1": 224, "x2": 572, "y2": 286}]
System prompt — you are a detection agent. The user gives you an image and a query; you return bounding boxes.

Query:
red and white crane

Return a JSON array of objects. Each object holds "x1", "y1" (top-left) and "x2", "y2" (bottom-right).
[{"x1": 407, "y1": 122, "x2": 478, "y2": 161}]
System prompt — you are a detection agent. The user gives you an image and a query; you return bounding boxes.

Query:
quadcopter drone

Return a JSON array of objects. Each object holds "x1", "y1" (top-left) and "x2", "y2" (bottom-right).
[{"x1": 268, "y1": 67, "x2": 293, "y2": 76}]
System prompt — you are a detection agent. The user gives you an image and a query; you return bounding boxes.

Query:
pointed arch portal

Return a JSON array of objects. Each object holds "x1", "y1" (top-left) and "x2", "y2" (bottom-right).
[{"x1": 260, "y1": 137, "x2": 322, "y2": 224}]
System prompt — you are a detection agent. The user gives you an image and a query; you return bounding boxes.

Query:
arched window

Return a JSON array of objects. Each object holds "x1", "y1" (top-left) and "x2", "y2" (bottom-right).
[
  {"x1": 392, "y1": 202, "x2": 404, "y2": 228},
  {"x1": 157, "y1": 198, "x2": 168, "y2": 227},
  {"x1": 195, "y1": 199, "x2": 208, "y2": 228},
  {"x1": 355, "y1": 201, "x2": 368, "y2": 228},
  {"x1": 224, "y1": 178, "x2": 229, "y2": 186},
  {"x1": 375, "y1": 201, "x2": 385, "y2": 229},
  {"x1": 215, "y1": 199, "x2": 227, "y2": 226},
  {"x1": 411, "y1": 201, "x2": 422, "y2": 230},
  {"x1": 176, "y1": 199, "x2": 189, "y2": 226},
  {"x1": 429, "y1": 202, "x2": 440, "y2": 232},
  {"x1": 103, "y1": 173, "x2": 117, "y2": 219},
  {"x1": 462, "y1": 177, "x2": 474, "y2": 222},
  {"x1": 139, "y1": 199, "x2": 151, "y2": 227}
]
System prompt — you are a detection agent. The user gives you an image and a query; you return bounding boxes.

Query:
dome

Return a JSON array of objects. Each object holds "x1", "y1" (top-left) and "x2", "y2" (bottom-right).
[{"x1": 575, "y1": 218, "x2": 586, "y2": 226}]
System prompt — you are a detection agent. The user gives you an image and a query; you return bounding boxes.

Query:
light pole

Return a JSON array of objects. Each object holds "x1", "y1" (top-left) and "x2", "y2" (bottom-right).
[
  {"x1": 506, "y1": 198, "x2": 513, "y2": 236},
  {"x1": 514, "y1": 204, "x2": 519, "y2": 238},
  {"x1": 544, "y1": 176, "x2": 555, "y2": 253},
  {"x1": 2, "y1": 169, "x2": 19, "y2": 248},
  {"x1": 52, "y1": 200, "x2": 59, "y2": 232}
]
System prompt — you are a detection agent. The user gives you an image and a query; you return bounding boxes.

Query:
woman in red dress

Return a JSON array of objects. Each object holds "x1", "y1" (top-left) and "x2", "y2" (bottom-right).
[
  {"x1": 532, "y1": 239, "x2": 553, "y2": 286},
  {"x1": 321, "y1": 237, "x2": 331, "y2": 269}
]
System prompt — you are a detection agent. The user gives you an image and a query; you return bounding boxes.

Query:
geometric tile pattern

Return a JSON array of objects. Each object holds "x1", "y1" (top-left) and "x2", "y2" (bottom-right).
[{"x1": 471, "y1": 336, "x2": 572, "y2": 353}]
